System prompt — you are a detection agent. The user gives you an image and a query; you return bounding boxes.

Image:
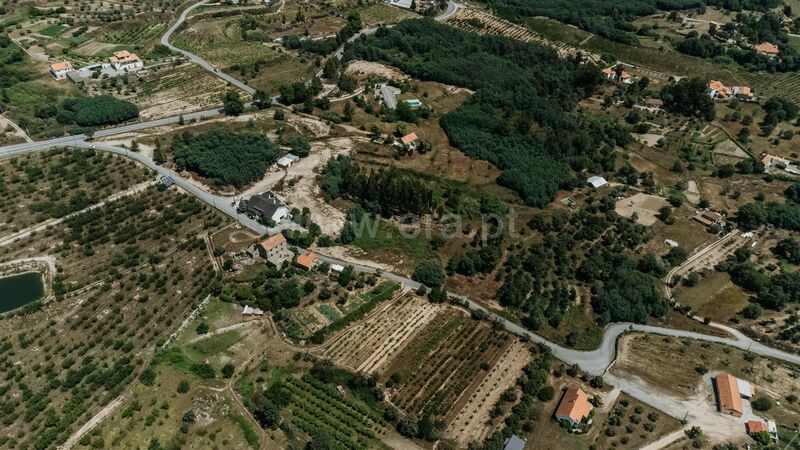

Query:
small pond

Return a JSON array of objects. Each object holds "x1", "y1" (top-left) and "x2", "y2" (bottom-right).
[{"x1": 0, "y1": 272, "x2": 45, "y2": 314}]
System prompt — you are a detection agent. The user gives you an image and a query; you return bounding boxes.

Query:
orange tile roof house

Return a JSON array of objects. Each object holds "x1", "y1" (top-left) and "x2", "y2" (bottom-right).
[
  {"x1": 555, "y1": 387, "x2": 593, "y2": 427},
  {"x1": 714, "y1": 373, "x2": 743, "y2": 416},
  {"x1": 759, "y1": 152, "x2": 790, "y2": 168},
  {"x1": 693, "y1": 210, "x2": 722, "y2": 227},
  {"x1": 49, "y1": 61, "x2": 74, "y2": 80},
  {"x1": 746, "y1": 420, "x2": 768, "y2": 435},
  {"x1": 707, "y1": 80, "x2": 731, "y2": 99},
  {"x1": 109, "y1": 50, "x2": 144, "y2": 72},
  {"x1": 400, "y1": 132, "x2": 418, "y2": 145},
  {"x1": 295, "y1": 251, "x2": 316, "y2": 270},
  {"x1": 755, "y1": 42, "x2": 780, "y2": 56},
  {"x1": 602, "y1": 66, "x2": 633, "y2": 83},
  {"x1": 256, "y1": 233, "x2": 290, "y2": 266}
]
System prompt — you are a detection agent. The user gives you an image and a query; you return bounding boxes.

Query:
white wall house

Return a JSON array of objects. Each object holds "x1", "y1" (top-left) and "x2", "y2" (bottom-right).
[
  {"x1": 109, "y1": 50, "x2": 144, "y2": 72},
  {"x1": 50, "y1": 61, "x2": 74, "y2": 80}
]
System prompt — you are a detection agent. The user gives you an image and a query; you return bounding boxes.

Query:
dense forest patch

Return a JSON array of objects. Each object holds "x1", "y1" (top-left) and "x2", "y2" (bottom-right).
[
  {"x1": 320, "y1": 156, "x2": 434, "y2": 216},
  {"x1": 480, "y1": 0, "x2": 781, "y2": 45},
  {"x1": 62, "y1": 95, "x2": 139, "y2": 127},
  {"x1": 345, "y1": 19, "x2": 627, "y2": 208},
  {"x1": 172, "y1": 129, "x2": 278, "y2": 187}
]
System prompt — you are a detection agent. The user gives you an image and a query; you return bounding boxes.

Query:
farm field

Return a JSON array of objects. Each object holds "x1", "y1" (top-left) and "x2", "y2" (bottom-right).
[
  {"x1": 172, "y1": 16, "x2": 315, "y2": 94},
  {"x1": 282, "y1": 374, "x2": 390, "y2": 449},
  {"x1": 318, "y1": 290, "x2": 535, "y2": 446},
  {"x1": 82, "y1": 364, "x2": 259, "y2": 450},
  {"x1": 0, "y1": 148, "x2": 151, "y2": 237},
  {"x1": 612, "y1": 334, "x2": 800, "y2": 425},
  {"x1": 446, "y1": 8, "x2": 597, "y2": 61},
  {"x1": 281, "y1": 281, "x2": 401, "y2": 340},
  {"x1": 0, "y1": 174, "x2": 227, "y2": 449},
  {"x1": 322, "y1": 293, "x2": 444, "y2": 373},
  {"x1": 133, "y1": 65, "x2": 232, "y2": 120}
]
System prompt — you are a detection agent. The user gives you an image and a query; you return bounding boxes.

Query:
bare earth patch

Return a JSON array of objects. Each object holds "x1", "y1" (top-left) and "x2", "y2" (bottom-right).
[{"x1": 615, "y1": 192, "x2": 669, "y2": 226}]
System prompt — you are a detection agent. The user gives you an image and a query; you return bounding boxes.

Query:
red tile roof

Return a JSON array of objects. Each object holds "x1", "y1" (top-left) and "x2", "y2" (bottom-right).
[
  {"x1": 715, "y1": 373, "x2": 743, "y2": 416},
  {"x1": 555, "y1": 388, "x2": 592, "y2": 423},
  {"x1": 258, "y1": 233, "x2": 286, "y2": 251}
]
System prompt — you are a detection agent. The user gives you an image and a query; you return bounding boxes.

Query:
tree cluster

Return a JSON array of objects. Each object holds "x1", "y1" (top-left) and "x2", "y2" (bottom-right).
[
  {"x1": 171, "y1": 129, "x2": 278, "y2": 187},
  {"x1": 321, "y1": 155, "x2": 434, "y2": 216},
  {"x1": 60, "y1": 95, "x2": 139, "y2": 127},
  {"x1": 346, "y1": 19, "x2": 626, "y2": 207}
]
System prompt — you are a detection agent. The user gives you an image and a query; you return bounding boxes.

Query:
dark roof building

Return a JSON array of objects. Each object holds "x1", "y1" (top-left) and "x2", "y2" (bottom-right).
[{"x1": 240, "y1": 191, "x2": 289, "y2": 222}]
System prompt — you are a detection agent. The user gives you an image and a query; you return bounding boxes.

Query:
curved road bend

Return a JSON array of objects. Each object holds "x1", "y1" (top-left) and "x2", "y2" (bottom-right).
[
  {"x1": 161, "y1": 0, "x2": 256, "y2": 95},
  {"x1": 313, "y1": 253, "x2": 800, "y2": 376}
]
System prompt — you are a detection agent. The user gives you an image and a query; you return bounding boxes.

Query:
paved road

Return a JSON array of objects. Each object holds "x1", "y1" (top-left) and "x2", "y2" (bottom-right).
[
  {"x1": 0, "y1": 106, "x2": 227, "y2": 158},
  {"x1": 73, "y1": 141, "x2": 306, "y2": 236},
  {"x1": 161, "y1": 0, "x2": 256, "y2": 95},
  {"x1": 313, "y1": 252, "x2": 800, "y2": 375}
]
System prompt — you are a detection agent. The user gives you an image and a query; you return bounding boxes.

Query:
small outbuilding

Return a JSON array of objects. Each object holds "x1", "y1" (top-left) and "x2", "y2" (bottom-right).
[
  {"x1": 277, "y1": 153, "x2": 300, "y2": 168},
  {"x1": 503, "y1": 435, "x2": 526, "y2": 450},
  {"x1": 587, "y1": 176, "x2": 608, "y2": 189},
  {"x1": 295, "y1": 251, "x2": 316, "y2": 271},
  {"x1": 242, "y1": 305, "x2": 264, "y2": 316}
]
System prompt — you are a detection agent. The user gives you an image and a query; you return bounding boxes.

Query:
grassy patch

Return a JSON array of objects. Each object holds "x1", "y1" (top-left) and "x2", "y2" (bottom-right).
[
  {"x1": 230, "y1": 415, "x2": 260, "y2": 449},
  {"x1": 185, "y1": 330, "x2": 243, "y2": 361},
  {"x1": 350, "y1": 216, "x2": 434, "y2": 266},
  {"x1": 38, "y1": 24, "x2": 66, "y2": 37},
  {"x1": 318, "y1": 304, "x2": 341, "y2": 322}
]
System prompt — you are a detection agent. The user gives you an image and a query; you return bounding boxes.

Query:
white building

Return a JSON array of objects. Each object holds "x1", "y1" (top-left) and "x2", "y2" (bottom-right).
[
  {"x1": 587, "y1": 176, "x2": 608, "y2": 188},
  {"x1": 109, "y1": 50, "x2": 144, "y2": 72},
  {"x1": 387, "y1": 0, "x2": 414, "y2": 9},
  {"x1": 277, "y1": 153, "x2": 300, "y2": 168},
  {"x1": 242, "y1": 305, "x2": 264, "y2": 316},
  {"x1": 737, "y1": 378, "x2": 754, "y2": 398},
  {"x1": 49, "y1": 61, "x2": 74, "y2": 80},
  {"x1": 375, "y1": 83, "x2": 402, "y2": 109}
]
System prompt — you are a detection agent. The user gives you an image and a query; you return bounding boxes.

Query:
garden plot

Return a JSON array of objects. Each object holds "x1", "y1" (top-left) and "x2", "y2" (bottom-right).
[
  {"x1": 713, "y1": 138, "x2": 750, "y2": 164},
  {"x1": 444, "y1": 340, "x2": 531, "y2": 446},
  {"x1": 322, "y1": 294, "x2": 443, "y2": 374},
  {"x1": 382, "y1": 312, "x2": 513, "y2": 420}
]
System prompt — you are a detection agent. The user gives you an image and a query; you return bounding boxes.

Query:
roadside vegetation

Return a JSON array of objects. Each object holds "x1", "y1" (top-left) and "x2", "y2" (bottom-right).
[{"x1": 171, "y1": 129, "x2": 279, "y2": 188}]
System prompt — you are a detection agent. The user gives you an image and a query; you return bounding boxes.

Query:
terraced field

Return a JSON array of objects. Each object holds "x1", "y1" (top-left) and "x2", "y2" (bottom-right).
[
  {"x1": 283, "y1": 375, "x2": 389, "y2": 449},
  {"x1": 134, "y1": 65, "x2": 231, "y2": 119},
  {"x1": 102, "y1": 22, "x2": 167, "y2": 45},
  {"x1": 322, "y1": 293, "x2": 443, "y2": 373},
  {"x1": 446, "y1": 8, "x2": 599, "y2": 62},
  {"x1": 385, "y1": 314, "x2": 512, "y2": 419}
]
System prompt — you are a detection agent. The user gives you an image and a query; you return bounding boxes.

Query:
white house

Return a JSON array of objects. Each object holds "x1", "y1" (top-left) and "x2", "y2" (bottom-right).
[
  {"x1": 109, "y1": 50, "x2": 144, "y2": 72},
  {"x1": 240, "y1": 191, "x2": 289, "y2": 223},
  {"x1": 277, "y1": 153, "x2": 300, "y2": 168},
  {"x1": 49, "y1": 61, "x2": 74, "y2": 80},
  {"x1": 587, "y1": 176, "x2": 608, "y2": 188}
]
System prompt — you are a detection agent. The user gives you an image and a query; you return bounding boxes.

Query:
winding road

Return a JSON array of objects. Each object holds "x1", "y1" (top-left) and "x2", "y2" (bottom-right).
[
  {"x1": 2, "y1": 0, "x2": 800, "y2": 443},
  {"x1": 0, "y1": 0, "x2": 796, "y2": 387},
  {"x1": 161, "y1": 0, "x2": 256, "y2": 95}
]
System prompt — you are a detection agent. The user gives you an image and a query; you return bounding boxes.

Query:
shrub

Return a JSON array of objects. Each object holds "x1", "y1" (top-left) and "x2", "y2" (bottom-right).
[{"x1": 752, "y1": 397, "x2": 772, "y2": 411}]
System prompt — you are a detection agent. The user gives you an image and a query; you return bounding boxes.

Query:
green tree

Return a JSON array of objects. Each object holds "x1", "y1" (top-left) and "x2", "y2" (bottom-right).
[
  {"x1": 223, "y1": 89, "x2": 245, "y2": 116},
  {"x1": 253, "y1": 90, "x2": 272, "y2": 109},
  {"x1": 412, "y1": 259, "x2": 445, "y2": 287}
]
